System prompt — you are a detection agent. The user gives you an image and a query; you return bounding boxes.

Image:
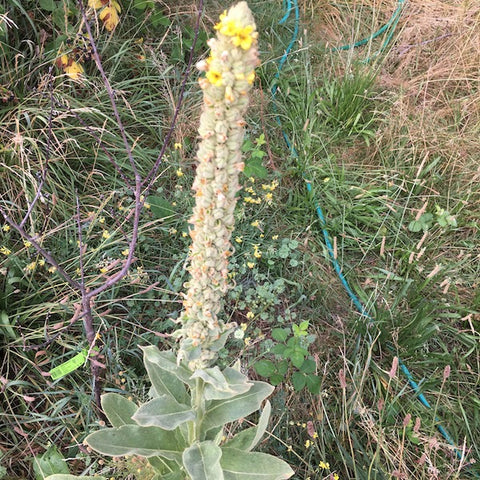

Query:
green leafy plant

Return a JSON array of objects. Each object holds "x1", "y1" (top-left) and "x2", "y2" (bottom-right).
[
  {"x1": 47, "y1": 346, "x2": 292, "y2": 480},
  {"x1": 253, "y1": 321, "x2": 321, "y2": 394}
]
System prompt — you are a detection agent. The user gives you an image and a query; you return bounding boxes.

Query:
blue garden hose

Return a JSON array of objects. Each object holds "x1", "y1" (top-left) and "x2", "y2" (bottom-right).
[{"x1": 271, "y1": 0, "x2": 478, "y2": 472}]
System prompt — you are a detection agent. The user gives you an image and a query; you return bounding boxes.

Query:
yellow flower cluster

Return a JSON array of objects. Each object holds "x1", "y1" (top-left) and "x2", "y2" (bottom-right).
[{"x1": 214, "y1": 11, "x2": 257, "y2": 50}]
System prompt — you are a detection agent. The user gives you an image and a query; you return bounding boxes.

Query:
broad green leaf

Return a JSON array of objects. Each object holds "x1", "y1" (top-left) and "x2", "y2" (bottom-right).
[
  {"x1": 0, "y1": 310, "x2": 16, "y2": 339},
  {"x1": 220, "y1": 448, "x2": 294, "y2": 479},
  {"x1": 132, "y1": 395, "x2": 195, "y2": 430},
  {"x1": 45, "y1": 476, "x2": 106, "y2": 480},
  {"x1": 305, "y1": 375, "x2": 321, "y2": 395},
  {"x1": 101, "y1": 393, "x2": 137, "y2": 427},
  {"x1": 202, "y1": 381, "x2": 273, "y2": 432},
  {"x1": 253, "y1": 360, "x2": 276, "y2": 378},
  {"x1": 243, "y1": 158, "x2": 268, "y2": 179},
  {"x1": 291, "y1": 372, "x2": 306, "y2": 391},
  {"x1": 142, "y1": 346, "x2": 190, "y2": 403},
  {"x1": 271, "y1": 328, "x2": 288, "y2": 342},
  {"x1": 223, "y1": 401, "x2": 271, "y2": 451},
  {"x1": 192, "y1": 367, "x2": 252, "y2": 400},
  {"x1": 299, "y1": 358, "x2": 316, "y2": 374},
  {"x1": 147, "y1": 195, "x2": 177, "y2": 221},
  {"x1": 269, "y1": 374, "x2": 284, "y2": 386},
  {"x1": 183, "y1": 442, "x2": 224, "y2": 480},
  {"x1": 33, "y1": 446, "x2": 70, "y2": 479},
  {"x1": 289, "y1": 350, "x2": 305, "y2": 369},
  {"x1": 86, "y1": 425, "x2": 182, "y2": 460},
  {"x1": 39, "y1": 0, "x2": 56, "y2": 11}
]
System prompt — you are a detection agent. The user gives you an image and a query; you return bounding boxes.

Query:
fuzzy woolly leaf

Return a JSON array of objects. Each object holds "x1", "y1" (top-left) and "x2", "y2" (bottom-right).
[
  {"x1": 85, "y1": 425, "x2": 182, "y2": 460},
  {"x1": 101, "y1": 393, "x2": 137, "y2": 427},
  {"x1": 191, "y1": 366, "x2": 253, "y2": 400},
  {"x1": 223, "y1": 401, "x2": 271, "y2": 451},
  {"x1": 202, "y1": 381, "x2": 273, "y2": 432},
  {"x1": 183, "y1": 441, "x2": 224, "y2": 480},
  {"x1": 142, "y1": 346, "x2": 191, "y2": 403},
  {"x1": 132, "y1": 395, "x2": 195, "y2": 430},
  {"x1": 220, "y1": 448, "x2": 294, "y2": 479}
]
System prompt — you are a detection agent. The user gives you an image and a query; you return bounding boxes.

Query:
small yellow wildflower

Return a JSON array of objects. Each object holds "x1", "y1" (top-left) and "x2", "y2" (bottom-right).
[
  {"x1": 144, "y1": 202, "x2": 150, "y2": 209},
  {"x1": 304, "y1": 439, "x2": 312, "y2": 448},
  {"x1": 206, "y1": 69, "x2": 223, "y2": 87},
  {"x1": 246, "y1": 312, "x2": 254, "y2": 320},
  {"x1": 176, "y1": 168, "x2": 184, "y2": 177},
  {"x1": 23, "y1": 240, "x2": 32, "y2": 248},
  {"x1": 0, "y1": 246, "x2": 12, "y2": 255},
  {"x1": 232, "y1": 25, "x2": 255, "y2": 50},
  {"x1": 264, "y1": 192, "x2": 273, "y2": 204},
  {"x1": 2, "y1": 225, "x2": 10, "y2": 232},
  {"x1": 25, "y1": 262, "x2": 37, "y2": 272},
  {"x1": 38, "y1": 259, "x2": 45, "y2": 267},
  {"x1": 250, "y1": 220, "x2": 260, "y2": 228},
  {"x1": 182, "y1": 231, "x2": 188, "y2": 238},
  {"x1": 121, "y1": 249, "x2": 129, "y2": 256},
  {"x1": 319, "y1": 461, "x2": 330, "y2": 470},
  {"x1": 244, "y1": 337, "x2": 251, "y2": 346},
  {"x1": 272, "y1": 235, "x2": 279, "y2": 240},
  {"x1": 174, "y1": 143, "x2": 182, "y2": 150},
  {"x1": 98, "y1": 216, "x2": 105, "y2": 224},
  {"x1": 100, "y1": 266, "x2": 108, "y2": 274},
  {"x1": 247, "y1": 71, "x2": 255, "y2": 84},
  {"x1": 253, "y1": 244, "x2": 262, "y2": 259},
  {"x1": 287, "y1": 445, "x2": 293, "y2": 452},
  {"x1": 333, "y1": 474, "x2": 339, "y2": 480},
  {"x1": 235, "y1": 236, "x2": 243, "y2": 243},
  {"x1": 169, "y1": 228, "x2": 178, "y2": 235},
  {"x1": 102, "y1": 230, "x2": 111, "y2": 240},
  {"x1": 48, "y1": 266, "x2": 57, "y2": 274},
  {"x1": 241, "y1": 322, "x2": 248, "y2": 329},
  {"x1": 247, "y1": 261, "x2": 255, "y2": 269}
]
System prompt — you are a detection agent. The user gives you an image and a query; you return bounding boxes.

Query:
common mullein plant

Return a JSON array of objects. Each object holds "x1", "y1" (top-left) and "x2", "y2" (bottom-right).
[{"x1": 46, "y1": 3, "x2": 293, "y2": 480}]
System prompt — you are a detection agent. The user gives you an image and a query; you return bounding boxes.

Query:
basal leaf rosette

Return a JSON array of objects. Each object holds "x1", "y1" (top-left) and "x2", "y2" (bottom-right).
[{"x1": 175, "y1": 2, "x2": 259, "y2": 369}]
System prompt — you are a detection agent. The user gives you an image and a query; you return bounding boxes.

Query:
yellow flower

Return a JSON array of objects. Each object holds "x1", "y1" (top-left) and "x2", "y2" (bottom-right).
[
  {"x1": 304, "y1": 439, "x2": 312, "y2": 448},
  {"x1": 25, "y1": 262, "x2": 37, "y2": 272},
  {"x1": 0, "y1": 246, "x2": 11, "y2": 255},
  {"x1": 23, "y1": 240, "x2": 32, "y2": 248},
  {"x1": 206, "y1": 69, "x2": 223, "y2": 87},
  {"x1": 174, "y1": 143, "x2": 182, "y2": 150},
  {"x1": 215, "y1": 19, "x2": 240, "y2": 37},
  {"x1": 333, "y1": 474, "x2": 339, "y2": 480},
  {"x1": 102, "y1": 230, "x2": 111, "y2": 239},
  {"x1": 99, "y1": 3, "x2": 121, "y2": 31},
  {"x1": 48, "y1": 266, "x2": 57, "y2": 273},
  {"x1": 176, "y1": 168, "x2": 184, "y2": 177},
  {"x1": 121, "y1": 249, "x2": 129, "y2": 256},
  {"x1": 247, "y1": 71, "x2": 255, "y2": 84},
  {"x1": 235, "y1": 236, "x2": 243, "y2": 243},
  {"x1": 246, "y1": 312, "x2": 254, "y2": 320},
  {"x1": 232, "y1": 25, "x2": 255, "y2": 50},
  {"x1": 250, "y1": 220, "x2": 260, "y2": 228},
  {"x1": 247, "y1": 262, "x2": 255, "y2": 269},
  {"x1": 319, "y1": 461, "x2": 330, "y2": 470},
  {"x1": 2, "y1": 225, "x2": 10, "y2": 232}
]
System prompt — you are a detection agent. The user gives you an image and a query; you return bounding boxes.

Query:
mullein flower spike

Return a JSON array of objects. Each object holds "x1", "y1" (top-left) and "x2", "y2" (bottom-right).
[{"x1": 175, "y1": 2, "x2": 259, "y2": 369}]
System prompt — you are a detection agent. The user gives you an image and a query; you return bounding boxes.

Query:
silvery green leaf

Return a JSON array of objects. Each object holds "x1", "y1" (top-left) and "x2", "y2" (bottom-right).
[
  {"x1": 101, "y1": 393, "x2": 137, "y2": 427},
  {"x1": 85, "y1": 425, "x2": 183, "y2": 461},
  {"x1": 132, "y1": 395, "x2": 195, "y2": 430},
  {"x1": 191, "y1": 367, "x2": 252, "y2": 400},
  {"x1": 183, "y1": 441, "x2": 224, "y2": 480},
  {"x1": 220, "y1": 448, "x2": 294, "y2": 479},
  {"x1": 202, "y1": 381, "x2": 273, "y2": 432},
  {"x1": 141, "y1": 346, "x2": 191, "y2": 403},
  {"x1": 223, "y1": 401, "x2": 271, "y2": 451}
]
